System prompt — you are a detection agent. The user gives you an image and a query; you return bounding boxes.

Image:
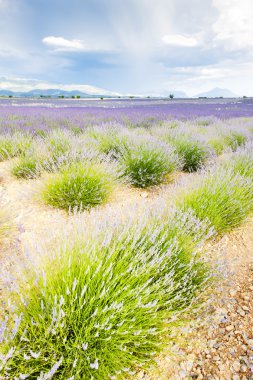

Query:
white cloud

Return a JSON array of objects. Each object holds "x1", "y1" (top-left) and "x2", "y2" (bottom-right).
[
  {"x1": 212, "y1": 0, "x2": 253, "y2": 49},
  {"x1": 162, "y1": 34, "x2": 198, "y2": 47},
  {"x1": 42, "y1": 36, "x2": 86, "y2": 51},
  {"x1": 42, "y1": 36, "x2": 115, "y2": 53}
]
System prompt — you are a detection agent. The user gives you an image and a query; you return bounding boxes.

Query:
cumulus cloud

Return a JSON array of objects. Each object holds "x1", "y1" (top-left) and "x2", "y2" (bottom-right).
[
  {"x1": 42, "y1": 36, "x2": 115, "y2": 53},
  {"x1": 42, "y1": 36, "x2": 86, "y2": 51},
  {"x1": 162, "y1": 34, "x2": 199, "y2": 47}
]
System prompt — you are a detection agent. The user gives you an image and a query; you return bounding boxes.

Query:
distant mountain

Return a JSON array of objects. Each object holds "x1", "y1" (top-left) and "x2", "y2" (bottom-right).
[
  {"x1": 0, "y1": 88, "x2": 114, "y2": 98},
  {"x1": 0, "y1": 89, "x2": 15, "y2": 96},
  {"x1": 195, "y1": 87, "x2": 238, "y2": 98}
]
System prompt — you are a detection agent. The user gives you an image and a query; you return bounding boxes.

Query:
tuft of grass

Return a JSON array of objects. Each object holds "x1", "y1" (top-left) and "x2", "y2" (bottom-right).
[
  {"x1": 0, "y1": 209, "x2": 212, "y2": 379},
  {"x1": 0, "y1": 136, "x2": 16, "y2": 161},
  {"x1": 178, "y1": 167, "x2": 253, "y2": 233},
  {"x1": 223, "y1": 143, "x2": 253, "y2": 178},
  {"x1": 11, "y1": 156, "x2": 42, "y2": 179},
  {"x1": 171, "y1": 138, "x2": 208, "y2": 172},
  {"x1": 120, "y1": 139, "x2": 180, "y2": 187},
  {"x1": 207, "y1": 138, "x2": 227, "y2": 155},
  {"x1": 46, "y1": 130, "x2": 72, "y2": 160},
  {"x1": 0, "y1": 133, "x2": 32, "y2": 161},
  {"x1": 223, "y1": 131, "x2": 247, "y2": 151},
  {"x1": 41, "y1": 162, "x2": 115, "y2": 211},
  {"x1": 87, "y1": 126, "x2": 130, "y2": 159}
]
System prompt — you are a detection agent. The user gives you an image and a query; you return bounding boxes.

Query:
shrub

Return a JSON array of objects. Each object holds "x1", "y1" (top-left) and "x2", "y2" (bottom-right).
[
  {"x1": 223, "y1": 143, "x2": 253, "y2": 178},
  {"x1": 11, "y1": 156, "x2": 42, "y2": 179},
  {"x1": 87, "y1": 127, "x2": 130, "y2": 159},
  {"x1": 0, "y1": 135, "x2": 16, "y2": 161},
  {"x1": 0, "y1": 134, "x2": 32, "y2": 161},
  {"x1": 14, "y1": 133, "x2": 33, "y2": 157},
  {"x1": 171, "y1": 138, "x2": 208, "y2": 172},
  {"x1": 223, "y1": 132, "x2": 247, "y2": 151},
  {"x1": 207, "y1": 138, "x2": 227, "y2": 155},
  {"x1": 0, "y1": 209, "x2": 212, "y2": 379},
  {"x1": 46, "y1": 130, "x2": 72, "y2": 159},
  {"x1": 41, "y1": 162, "x2": 115, "y2": 211},
  {"x1": 120, "y1": 139, "x2": 180, "y2": 187},
  {"x1": 178, "y1": 167, "x2": 253, "y2": 233}
]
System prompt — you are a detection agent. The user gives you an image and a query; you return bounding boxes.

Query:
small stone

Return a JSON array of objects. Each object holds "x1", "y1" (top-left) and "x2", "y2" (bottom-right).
[
  {"x1": 213, "y1": 355, "x2": 220, "y2": 361},
  {"x1": 232, "y1": 361, "x2": 241, "y2": 372},
  {"x1": 242, "y1": 305, "x2": 249, "y2": 311},
  {"x1": 226, "y1": 325, "x2": 234, "y2": 332},
  {"x1": 237, "y1": 308, "x2": 246, "y2": 317}
]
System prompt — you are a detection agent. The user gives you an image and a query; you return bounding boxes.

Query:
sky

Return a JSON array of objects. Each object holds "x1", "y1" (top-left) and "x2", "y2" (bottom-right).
[{"x1": 0, "y1": 0, "x2": 253, "y2": 96}]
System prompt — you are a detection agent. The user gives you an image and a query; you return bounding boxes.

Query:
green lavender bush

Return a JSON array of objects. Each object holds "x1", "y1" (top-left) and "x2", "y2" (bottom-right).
[
  {"x1": 120, "y1": 138, "x2": 180, "y2": 187},
  {"x1": 41, "y1": 162, "x2": 115, "y2": 211},
  {"x1": 179, "y1": 166, "x2": 253, "y2": 233},
  {"x1": 0, "y1": 209, "x2": 212, "y2": 379},
  {"x1": 11, "y1": 156, "x2": 42, "y2": 179},
  {"x1": 171, "y1": 137, "x2": 208, "y2": 172}
]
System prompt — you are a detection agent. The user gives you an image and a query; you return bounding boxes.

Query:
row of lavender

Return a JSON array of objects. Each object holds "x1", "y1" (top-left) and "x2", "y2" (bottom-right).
[
  {"x1": 0, "y1": 119, "x2": 253, "y2": 208},
  {"x1": 1, "y1": 117, "x2": 253, "y2": 211},
  {"x1": 1, "y1": 142, "x2": 253, "y2": 379}
]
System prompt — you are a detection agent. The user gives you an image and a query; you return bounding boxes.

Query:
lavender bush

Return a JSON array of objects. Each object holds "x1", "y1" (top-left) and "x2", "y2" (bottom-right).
[
  {"x1": 41, "y1": 161, "x2": 117, "y2": 211},
  {"x1": 178, "y1": 165, "x2": 253, "y2": 233},
  {"x1": 119, "y1": 137, "x2": 181, "y2": 187},
  {"x1": 0, "y1": 208, "x2": 213, "y2": 379}
]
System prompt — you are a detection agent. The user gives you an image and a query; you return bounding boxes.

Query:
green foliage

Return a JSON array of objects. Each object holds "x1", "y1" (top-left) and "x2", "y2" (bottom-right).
[
  {"x1": 87, "y1": 128, "x2": 129, "y2": 159},
  {"x1": 224, "y1": 144, "x2": 253, "y2": 178},
  {"x1": 120, "y1": 139, "x2": 180, "y2": 187},
  {"x1": 11, "y1": 156, "x2": 42, "y2": 179},
  {"x1": 223, "y1": 132, "x2": 247, "y2": 151},
  {"x1": 0, "y1": 134, "x2": 32, "y2": 161},
  {"x1": 207, "y1": 138, "x2": 226, "y2": 155},
  {"x1": 46, "y1": 131, "x2": 71, "y2": 158},
  {"x1": 41, "y1": 162, "x2": 114, "y2": 211},
  {"x1": 179, "y1": 168, "x2": 253, "y2": 233},
  {"x1": 171, "y1": 138, "x2": 208, "y2": 172},
  {"x1": 0, "y1": 136, "x2": 14, "y2": 161}
]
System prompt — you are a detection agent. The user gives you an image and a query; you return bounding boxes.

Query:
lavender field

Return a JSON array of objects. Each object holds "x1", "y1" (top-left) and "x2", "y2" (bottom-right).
[
  {"x1": 0, "y1": 98, "x2": 253, "y2": 379},
  {"x1": 1, "y1": 98, "x2": 253, "y2": 131}
]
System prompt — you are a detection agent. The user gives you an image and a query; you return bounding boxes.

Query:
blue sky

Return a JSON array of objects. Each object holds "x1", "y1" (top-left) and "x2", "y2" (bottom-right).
[{"x1": 0, "y1": 0, "x2": 253, "y2": 96}]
